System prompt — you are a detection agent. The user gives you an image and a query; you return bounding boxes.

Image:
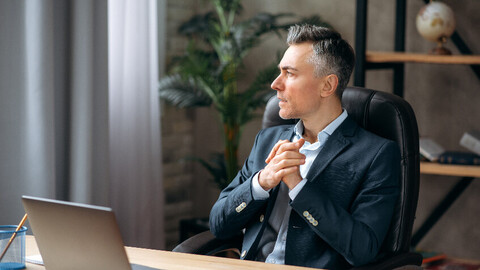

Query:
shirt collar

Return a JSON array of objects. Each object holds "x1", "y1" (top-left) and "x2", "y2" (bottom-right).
[{"x1": 294, "y1": 109, "x2": 348, "y2": 141}]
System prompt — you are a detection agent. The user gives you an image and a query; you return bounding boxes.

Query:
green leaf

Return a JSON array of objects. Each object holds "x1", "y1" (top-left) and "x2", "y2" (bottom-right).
[
  {"x1": 172, "y1": 43, "x2": 219, "y2": 78},
  {"x1": 236, "y1": 60, "x2": 279, "y2": 125},
  {"x1": 178, "y1": 11, "x2": 217, "y2": 42},
  {"x1": 158, "y1": 75, "x2": 212, "y2": 108},
  {"x1": 214, "y1": 0, "x2": 243, "y2": 16},
  {"x1": 185, "y1": 153, "x2": 229, "y2": 190}
]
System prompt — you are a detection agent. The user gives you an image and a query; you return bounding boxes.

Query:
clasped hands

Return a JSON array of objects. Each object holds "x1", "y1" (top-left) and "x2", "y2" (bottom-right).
[{"x1": 258, "y1": 138, "x2": 306, "y2": 191}]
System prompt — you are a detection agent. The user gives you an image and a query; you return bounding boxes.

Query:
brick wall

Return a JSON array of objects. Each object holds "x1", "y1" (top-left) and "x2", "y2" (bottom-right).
[{"x1": 162, "y1": 0, "x2": 199, "y2": 250}]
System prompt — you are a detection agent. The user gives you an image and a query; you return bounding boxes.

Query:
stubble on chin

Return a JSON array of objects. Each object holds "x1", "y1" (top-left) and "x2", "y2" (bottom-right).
[{"x1": 279, "y1": 109, "x2": 296, "y2": 120}]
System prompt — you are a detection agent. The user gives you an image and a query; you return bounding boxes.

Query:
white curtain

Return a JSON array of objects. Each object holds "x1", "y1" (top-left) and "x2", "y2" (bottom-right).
[
  {"x1": 108, "y1": 0, "x2": 165, "y2": 248},
  {"x1": 0, "y1": 0, "x2": 165, "y2": 249}
]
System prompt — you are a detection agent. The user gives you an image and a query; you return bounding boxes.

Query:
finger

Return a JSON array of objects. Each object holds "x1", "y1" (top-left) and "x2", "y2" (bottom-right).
[
  {"x1": 275, "y1": 139, "x2": 305, "y2": 155},
  {"x1": 260, "y1": 154, "x2": 304, "y2": 190},
  {"x1": 296, "y1": 138, "x2": 306, "y2": 149},
  {"x1": 258, "y1": 165, "x2": 284, "y2": 190},
  {"x1": 272, "y1": 150, "x2": 306, "y2": 162},
  {"x1": 267, "y1": 139, "x2": 306, "y2": 164},
  {"x1": 266, "y1": 140, "x2": 289, "y2": 164},
  {"x1": 273, "y1": 157, "x2": 306, "y2": 171},
  {"x1": 275, "y1": 166, "x2": 299, "y2": 179}
]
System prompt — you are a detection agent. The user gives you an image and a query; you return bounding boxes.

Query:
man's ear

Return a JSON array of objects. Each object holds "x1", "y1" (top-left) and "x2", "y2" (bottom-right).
[{"x1": 320, "y1": 74, "x2": 339, "y2": 98}]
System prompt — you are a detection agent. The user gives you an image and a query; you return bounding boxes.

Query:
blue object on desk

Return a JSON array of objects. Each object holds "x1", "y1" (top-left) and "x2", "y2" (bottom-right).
[{"x1": 0, "y1": 225, "x2": 28, "y2": 270}]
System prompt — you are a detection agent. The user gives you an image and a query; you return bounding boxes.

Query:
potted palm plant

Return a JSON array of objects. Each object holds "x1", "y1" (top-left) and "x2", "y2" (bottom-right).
[{"x1": 159, "y1": 0, "x2": 330, "y2": 190}]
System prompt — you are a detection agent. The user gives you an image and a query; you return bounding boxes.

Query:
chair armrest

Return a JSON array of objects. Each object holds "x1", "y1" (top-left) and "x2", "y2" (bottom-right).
[
  {"x1": 350, "y1": 252, "x2": 423, "y2": 270},
  {"x1": 172, "y1": 230, "x2": 243, "y2": 257}
]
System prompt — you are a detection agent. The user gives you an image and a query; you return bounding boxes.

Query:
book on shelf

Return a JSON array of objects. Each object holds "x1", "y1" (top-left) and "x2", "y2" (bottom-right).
[
  {"x1": 438, "y1": 151, "x2": 480, "y2": 165},
  {"x1": 420, "y1": 138, "x2": 445, "y2": 161},
  {"x1": 424, "y1": 259, "x2": 480, "y2": 270},
  {"x1": 460, "y1": 130, "x2": 480, "y2": 156},
  {"x1": 420, "y1": 251, "x2": 447, "y2": 265},
  {"x1": 420, "y1": 250, "x2": 480, "y2": 270}
]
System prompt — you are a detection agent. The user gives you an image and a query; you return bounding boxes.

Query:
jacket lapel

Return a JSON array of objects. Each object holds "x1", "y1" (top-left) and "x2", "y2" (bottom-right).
[
  {"x1": 306, "y1": 116, "x2": 357, "y2": 182},
  {"x1": 279, "y1": 126, "x2": 295, "y2": 141}
]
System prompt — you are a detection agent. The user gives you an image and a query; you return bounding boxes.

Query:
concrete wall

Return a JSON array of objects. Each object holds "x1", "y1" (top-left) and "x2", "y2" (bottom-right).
[{"x1": 163, "y1": 0, "x2": 480, "y2": 258}]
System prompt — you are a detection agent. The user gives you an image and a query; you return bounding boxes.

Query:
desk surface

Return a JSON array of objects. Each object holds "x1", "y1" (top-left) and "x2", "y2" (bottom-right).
[{"x1": 25, "y1": 235, "x2": 317, "y2": 270}]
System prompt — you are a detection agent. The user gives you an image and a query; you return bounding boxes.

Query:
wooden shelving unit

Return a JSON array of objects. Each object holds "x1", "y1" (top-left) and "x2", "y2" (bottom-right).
[
  {"x1": 354, "y1": 0, "x2": 480, "y2": 97},
  {"x1": 366, "y1": 51, "x2": 480, "y2": 65},
  {"x1": 354, "y1": 0, "x2": 480, "y2": 251},
  {"x1": 420, "y1": 162, "x2": 480, "y2": 178}
]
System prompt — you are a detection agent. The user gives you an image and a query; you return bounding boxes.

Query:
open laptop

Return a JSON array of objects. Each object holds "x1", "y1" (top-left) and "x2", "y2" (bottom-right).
[{"x1": 22, "y1": 196, "x2": 159, "y2": 270}]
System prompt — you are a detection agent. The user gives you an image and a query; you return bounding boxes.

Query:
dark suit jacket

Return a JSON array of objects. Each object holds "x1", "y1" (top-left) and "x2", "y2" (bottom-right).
[{"x1": 209, "y1": 116, "x2": 400, "y2": 269}]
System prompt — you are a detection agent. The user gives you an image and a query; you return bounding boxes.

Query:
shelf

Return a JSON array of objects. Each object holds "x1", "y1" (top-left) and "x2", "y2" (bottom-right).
[
  {"x1": 420, "y1": 161, "x2": 480, "y2": 178},
  {"x1": 366, "y1": 51, "x2": 480, "y2": 65}
]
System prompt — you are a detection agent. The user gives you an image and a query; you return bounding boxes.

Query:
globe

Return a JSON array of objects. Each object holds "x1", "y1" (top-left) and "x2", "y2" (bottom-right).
[{"x1": 416, "y1": 1, "x2": 456, "y2": 55}]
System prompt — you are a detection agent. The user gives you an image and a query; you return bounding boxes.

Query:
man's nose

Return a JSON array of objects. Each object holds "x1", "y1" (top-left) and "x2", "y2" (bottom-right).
[{"x1": 271, "y1": 75, "x2": 283, "y2": 91}]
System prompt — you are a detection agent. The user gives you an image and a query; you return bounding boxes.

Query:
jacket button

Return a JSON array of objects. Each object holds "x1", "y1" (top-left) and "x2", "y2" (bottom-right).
[
  {"x1": 241, "y1": 250, "x2": 247, "y2": 258},
  {"x1": 236, "y1": 202, "x2": 246, "y2": 213},
  {"x1": 259, "y1": 215, "x2": 264, "y2": 222},
  {"x1": 303, "y1": 211, "x2": 309, "y2": 217}
]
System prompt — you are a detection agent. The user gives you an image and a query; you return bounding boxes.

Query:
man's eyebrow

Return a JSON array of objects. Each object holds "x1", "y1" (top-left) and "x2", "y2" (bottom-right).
[{"x1": 279, "y1": 65, "x2": 298, "y2": 71}]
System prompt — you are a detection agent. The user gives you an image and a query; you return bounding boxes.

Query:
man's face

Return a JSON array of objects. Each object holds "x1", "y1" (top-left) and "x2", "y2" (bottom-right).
[{"x1": 271, "y1": 43, "x2": 327, "y2": 120}]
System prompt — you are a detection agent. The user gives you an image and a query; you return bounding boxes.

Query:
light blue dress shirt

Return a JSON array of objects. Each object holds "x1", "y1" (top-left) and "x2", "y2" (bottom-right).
[{"x1": 251, "y1": 109, "x2": 348, "y2": 264}]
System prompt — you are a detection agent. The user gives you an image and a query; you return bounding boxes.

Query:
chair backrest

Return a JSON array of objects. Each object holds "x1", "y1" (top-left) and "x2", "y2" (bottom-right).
[{"x1": 262, "y1": 86, "x2": 420, "y2": 256}]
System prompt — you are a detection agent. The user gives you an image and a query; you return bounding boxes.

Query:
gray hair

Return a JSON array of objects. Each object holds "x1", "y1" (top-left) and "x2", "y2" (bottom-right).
[{"x1": 286, "y1": 25, "x2": 355, "y2": 98}]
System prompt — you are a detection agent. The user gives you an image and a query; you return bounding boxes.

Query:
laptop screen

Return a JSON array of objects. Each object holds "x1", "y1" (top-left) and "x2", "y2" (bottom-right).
[{"x1": 22, "y1": 196, "x2": 157, "y2": 270}]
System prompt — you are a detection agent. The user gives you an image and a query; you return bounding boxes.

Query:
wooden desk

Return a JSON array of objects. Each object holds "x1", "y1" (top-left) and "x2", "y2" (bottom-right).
[{"x1": 25, "y1": 235, "x2": 317, "y2": 270}]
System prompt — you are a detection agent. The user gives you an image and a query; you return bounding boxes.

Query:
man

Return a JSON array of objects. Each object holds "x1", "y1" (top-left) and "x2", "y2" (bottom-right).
[{"x1": 209, "y1": 25, "x2": 400, "y2": 269}]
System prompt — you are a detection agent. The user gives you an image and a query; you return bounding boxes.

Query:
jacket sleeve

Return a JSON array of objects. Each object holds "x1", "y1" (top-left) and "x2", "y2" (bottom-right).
[
  {"x1": 290, "y1": 140, "x2": 400, "y2": 266},
  {"x1": 209, "y1": 129, "x2": 271, "y2": 239}
]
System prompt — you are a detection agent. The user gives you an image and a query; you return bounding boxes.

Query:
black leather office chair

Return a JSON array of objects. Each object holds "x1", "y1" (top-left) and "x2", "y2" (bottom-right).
[{"x1": 173, "y1": 87, "x2": 423, "y2": 270}]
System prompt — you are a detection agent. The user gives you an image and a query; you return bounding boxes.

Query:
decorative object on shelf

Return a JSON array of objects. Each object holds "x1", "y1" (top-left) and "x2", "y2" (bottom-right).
[
  {"x1": 420, "y1": 137, "x2": 445, "y2": 161},
  {"x1": 460, "y1": 130, "x2": 480, "y2": 156},
  {"x1": 416, "y1": 0, "x2": 456, "y2": 55}
]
